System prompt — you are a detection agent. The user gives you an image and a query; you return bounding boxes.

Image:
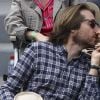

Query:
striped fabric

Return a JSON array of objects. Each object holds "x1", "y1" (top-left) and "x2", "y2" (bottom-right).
[{"x1": 34, "y1": 0, "x2": 54, "y2": 36}]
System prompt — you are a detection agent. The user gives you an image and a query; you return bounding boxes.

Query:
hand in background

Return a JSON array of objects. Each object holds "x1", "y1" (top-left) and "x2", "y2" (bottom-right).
[
  {"x1": 35, "y1": 32, "x2": 49, "y2": 42},
  {"x1": 26, "y1": 31, "x2": 49, "y2": 42}
]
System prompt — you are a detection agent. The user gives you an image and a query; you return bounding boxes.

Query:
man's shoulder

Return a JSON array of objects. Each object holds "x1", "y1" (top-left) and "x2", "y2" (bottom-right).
[
  {"x1": 32, "y1": 41, "x2": 53, "y2": 47},
  {"x1": 28, "y1": 42, "x2": 60, "y2": 55},
  {"x1": 28, "y1": 41, "x2": 56, "y2": 51}
]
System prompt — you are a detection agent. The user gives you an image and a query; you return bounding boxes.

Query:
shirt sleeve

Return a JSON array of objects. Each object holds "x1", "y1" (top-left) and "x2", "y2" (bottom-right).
[
  {"x1": 0, "y1": 43, "x2": 36, "y2": 100},
  {"x1": 78, "y1": 75, "x2": 100, "y2": 100},
  {"x1": 5, "y1": 0, "x2": 28, "y2": 42}
]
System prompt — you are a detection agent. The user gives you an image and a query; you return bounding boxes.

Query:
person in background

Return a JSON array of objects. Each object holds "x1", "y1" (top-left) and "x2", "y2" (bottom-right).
[
  {"x1": 88, "y1": 0, "x2": 100, "y2": 7},
  {"x1": 5, "y1": 0, "x2": 70, "y2": 48},
  {"x1": 0, "y1": 3, "x2": 100, "y2": 100},
  {"x1": 73, "y1": 0, "x2": 100, "y2": 7}
]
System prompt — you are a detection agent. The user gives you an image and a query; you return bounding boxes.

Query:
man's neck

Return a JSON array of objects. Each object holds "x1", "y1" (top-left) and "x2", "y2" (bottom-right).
[{"x1": 64, "y1": 40, "x2": 83, "y2": 61}]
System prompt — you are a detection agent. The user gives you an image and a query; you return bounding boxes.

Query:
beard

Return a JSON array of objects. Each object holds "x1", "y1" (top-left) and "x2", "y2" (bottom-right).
[{"x1": 73, "y1": 35, "x2": 95, "y2": 49}]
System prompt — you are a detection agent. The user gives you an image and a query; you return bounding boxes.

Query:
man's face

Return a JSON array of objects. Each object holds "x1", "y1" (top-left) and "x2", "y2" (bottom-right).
[{"x1": 73, "y1": 10, "x2": 99, "y2": 48}]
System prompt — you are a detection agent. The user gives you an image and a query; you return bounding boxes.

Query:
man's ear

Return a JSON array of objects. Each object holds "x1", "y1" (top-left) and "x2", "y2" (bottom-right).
[
  {"x1": 71, "y1": 29, "x2": 77, "y2": 33},
  {"x1": 71, "y1": 29, "x2": 78, "y2": 37}
]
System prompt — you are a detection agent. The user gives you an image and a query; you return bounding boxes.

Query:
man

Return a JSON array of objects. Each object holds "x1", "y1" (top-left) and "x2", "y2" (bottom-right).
[
  {"x1": 5, "y1": 0, "x2": 99, "y2": 66},
  {"x1": 0, "y1": 3, "x2": 100, "y2": 100}
]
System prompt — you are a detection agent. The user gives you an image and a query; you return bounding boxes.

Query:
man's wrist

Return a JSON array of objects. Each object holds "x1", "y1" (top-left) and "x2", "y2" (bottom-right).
[
  {"x1": 89, "y1": 65, "x2": 100, "y2": 76},
  {"x1": 91, "y1": 64, "x2": 100, "y2": 69}
]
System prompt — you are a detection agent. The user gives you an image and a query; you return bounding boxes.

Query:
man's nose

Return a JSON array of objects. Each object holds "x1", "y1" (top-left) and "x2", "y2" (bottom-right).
[
  {"x1": 96, "y1": 27, "x2": 100, "y2": 42},
  {"x1": 95, "y1": 26, "x2": 100, "y2": 34},
  {"x1": 97, "y1": 28, "x2": 100, "y2": 35}
]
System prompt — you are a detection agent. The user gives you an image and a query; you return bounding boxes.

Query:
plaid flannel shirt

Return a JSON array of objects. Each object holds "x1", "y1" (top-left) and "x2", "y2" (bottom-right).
[{"x1": 0, "y1": 42, "x2": 100, "y2": 100}]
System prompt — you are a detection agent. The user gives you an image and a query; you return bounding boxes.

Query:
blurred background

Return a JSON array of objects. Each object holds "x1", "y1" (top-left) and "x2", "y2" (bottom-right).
[{"x1": 0, "y1": 0, "x2": 14, "y2": 85}]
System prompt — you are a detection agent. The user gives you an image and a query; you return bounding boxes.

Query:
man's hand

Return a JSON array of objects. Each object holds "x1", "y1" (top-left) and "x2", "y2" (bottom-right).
[
  {"x1": 26, "y1": 31, "x2": 49, "y2": 42},
  {"x1": 35, "y1": 32, "x2": 49, "y2": 42},
  {"x1": 89, "y1": 46, "x2": 100, "y2": 76},
  {"x1": 91, "y1": 46, "x2": 100, "y2": 67}
]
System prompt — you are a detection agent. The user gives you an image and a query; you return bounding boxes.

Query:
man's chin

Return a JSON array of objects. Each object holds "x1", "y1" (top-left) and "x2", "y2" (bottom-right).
[{"x1": 85, "y1": 43, "x2": 95, "y2": 49}]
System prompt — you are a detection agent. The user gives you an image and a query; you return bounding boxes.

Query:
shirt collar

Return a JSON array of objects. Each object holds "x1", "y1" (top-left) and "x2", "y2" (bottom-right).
[{"x1": 57, "y1": 44, "x2": 90, "y2": 61}]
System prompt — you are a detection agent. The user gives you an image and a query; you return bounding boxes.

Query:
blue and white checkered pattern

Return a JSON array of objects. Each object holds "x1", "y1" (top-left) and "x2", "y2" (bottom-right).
[{"x1": 0, "y1": 42, "x2": 100, "y2": 100}]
